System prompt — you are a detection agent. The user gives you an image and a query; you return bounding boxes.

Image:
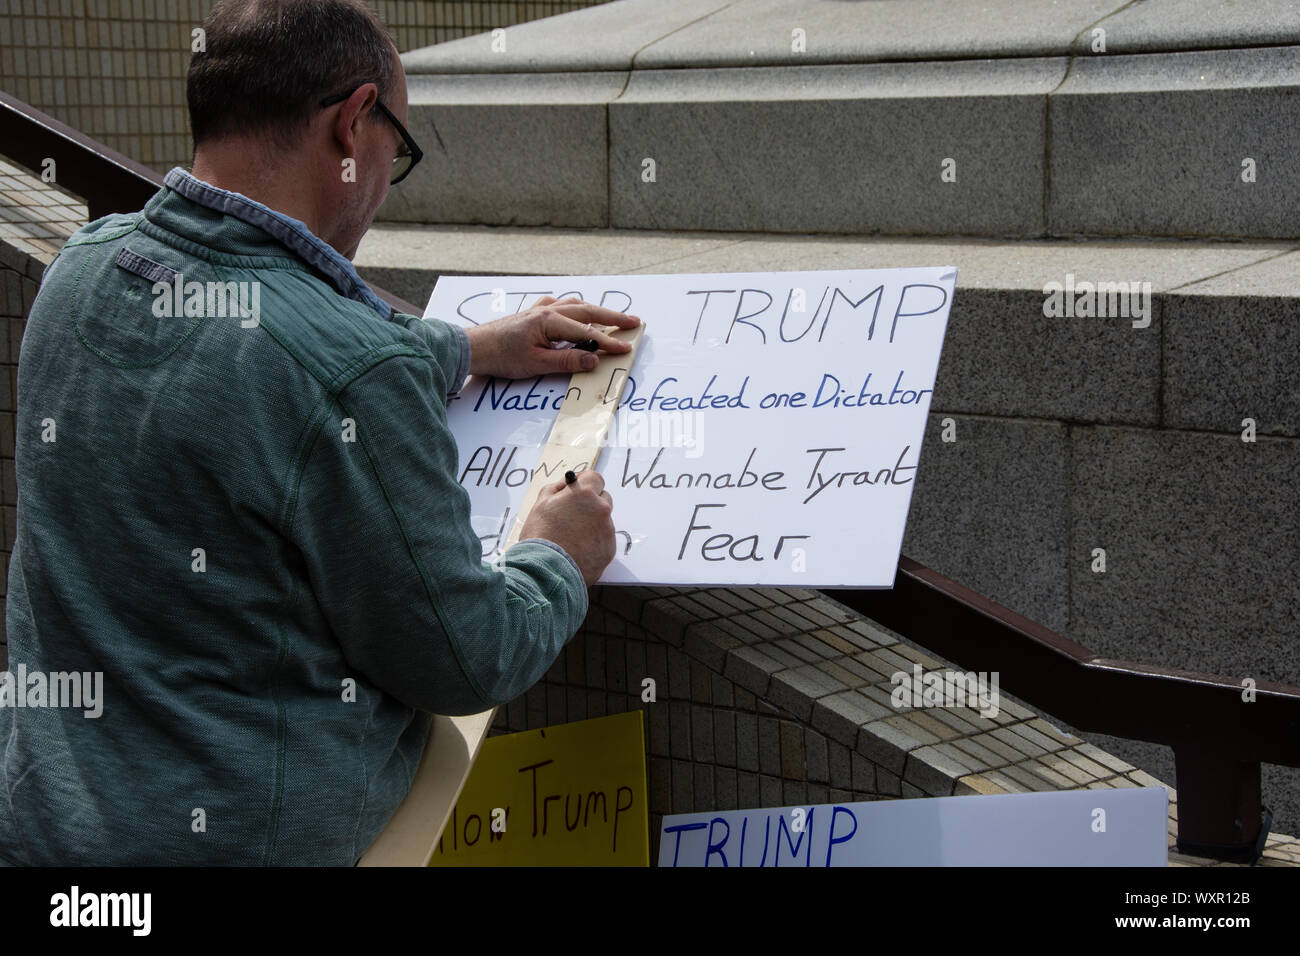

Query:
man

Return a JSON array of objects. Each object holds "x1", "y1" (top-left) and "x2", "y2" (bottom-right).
[{"x1": 0, "y1": 0, "x2": 636, "y2": 865}]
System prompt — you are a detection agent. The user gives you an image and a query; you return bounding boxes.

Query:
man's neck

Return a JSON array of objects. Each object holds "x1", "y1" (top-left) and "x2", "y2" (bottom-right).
[{"x1": 190, "y1": 141, "x2": 326, "y2": 241}]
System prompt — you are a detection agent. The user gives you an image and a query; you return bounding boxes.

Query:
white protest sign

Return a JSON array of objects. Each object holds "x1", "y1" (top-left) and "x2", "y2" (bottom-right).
[
  {"x1": 423, "y1": 268, "x2": 955, "y2": 586},
  {"x1": 658, "y1": 788, "x2": 1170, "y2": 867}
]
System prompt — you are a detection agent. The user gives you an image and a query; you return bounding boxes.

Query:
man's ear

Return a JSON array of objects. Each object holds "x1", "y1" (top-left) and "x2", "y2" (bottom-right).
[{"x1": 331, "y1": 83, "x2": 379, "y2": 159}]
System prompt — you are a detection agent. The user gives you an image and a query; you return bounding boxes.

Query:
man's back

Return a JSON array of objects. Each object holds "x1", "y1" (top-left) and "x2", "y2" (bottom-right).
[{"x1": 0, "y1": 177, "x2": 588, "y2": 865}]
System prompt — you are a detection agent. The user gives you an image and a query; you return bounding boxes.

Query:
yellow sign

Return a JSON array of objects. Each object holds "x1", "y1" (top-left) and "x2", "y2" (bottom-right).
[{"x1": 430, "y1": 711, "x2": 649, "y2": 866}]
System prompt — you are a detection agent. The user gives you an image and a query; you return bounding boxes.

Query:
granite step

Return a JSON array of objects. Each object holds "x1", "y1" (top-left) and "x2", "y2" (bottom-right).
[{"x1": 380, "y1": 0, "x2": 1300, "y2": 240}]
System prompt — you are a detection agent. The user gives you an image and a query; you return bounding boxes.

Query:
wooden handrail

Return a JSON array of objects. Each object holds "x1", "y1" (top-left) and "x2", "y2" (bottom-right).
[{"x1": 835, "y1": 557, "x2": 1300, "y2": 861}]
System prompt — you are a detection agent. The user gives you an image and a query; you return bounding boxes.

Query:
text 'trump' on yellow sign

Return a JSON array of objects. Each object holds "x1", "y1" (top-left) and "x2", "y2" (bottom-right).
[{"x1": 430, "y1": 711, "x2": 648, "y2": 866}]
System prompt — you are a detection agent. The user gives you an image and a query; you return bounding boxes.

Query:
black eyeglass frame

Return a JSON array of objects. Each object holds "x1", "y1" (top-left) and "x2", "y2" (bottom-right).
[{"x1": 320, "y1": 88, "x2": 427, "y2": 185}]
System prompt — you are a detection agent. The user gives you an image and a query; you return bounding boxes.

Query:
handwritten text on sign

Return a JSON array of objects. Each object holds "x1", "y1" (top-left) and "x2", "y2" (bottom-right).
[
  {"x1": 430, "y1": 712, "x2": 649, "y2": 867},
  {"x1": 423, "y1": 269, "x2": 955, "y2": 586},
  {"x1": 659, "y1": 788, "x2": 1169, "y2": 867}
]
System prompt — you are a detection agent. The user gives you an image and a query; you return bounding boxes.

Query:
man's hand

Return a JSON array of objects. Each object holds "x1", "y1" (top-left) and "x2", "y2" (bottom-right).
[
  {"x1": 464, "y1": 296, "x2": 641, "y2": 379},
  {"x1": 517, "y1": 470, "x2": 616, "y2": 586}
]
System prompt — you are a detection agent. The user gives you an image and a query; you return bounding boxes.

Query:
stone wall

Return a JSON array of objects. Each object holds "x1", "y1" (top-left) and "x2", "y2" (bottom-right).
[{"x1": 0, "y1": 0, "x2": 614, "y2": 174}]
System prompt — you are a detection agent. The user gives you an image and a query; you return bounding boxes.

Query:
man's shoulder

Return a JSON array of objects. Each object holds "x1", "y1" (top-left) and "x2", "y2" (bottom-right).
[{"x1": 246, "y1": 267, "x2": 438, "y2": 394}]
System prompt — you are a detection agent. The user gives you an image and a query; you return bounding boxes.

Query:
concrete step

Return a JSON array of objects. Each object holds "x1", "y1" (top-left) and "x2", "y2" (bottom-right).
[
  {"x1": 381, "y1": 0, "x2": 1300, "y2": 240},
  {"x1": 355, "y1": 222, "x2": 1300, "y2": 438}
]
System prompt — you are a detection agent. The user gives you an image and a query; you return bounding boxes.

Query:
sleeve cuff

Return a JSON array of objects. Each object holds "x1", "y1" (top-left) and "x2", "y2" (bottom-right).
[
  {"x1": 449, "y1": 324, "x2": 471, "y2": 398},
  {"x1": 514, "y1": 537, "x2": 590, "y2": 616}
]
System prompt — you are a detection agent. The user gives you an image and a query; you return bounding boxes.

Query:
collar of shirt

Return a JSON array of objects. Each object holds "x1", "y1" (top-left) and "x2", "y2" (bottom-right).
[{"x1": 162, "y1": 166, "x2": 392, "y2": 321}]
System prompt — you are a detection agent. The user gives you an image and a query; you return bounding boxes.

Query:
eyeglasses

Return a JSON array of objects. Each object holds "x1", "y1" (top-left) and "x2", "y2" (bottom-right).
[{"x1": 320, "y1": 88, "x2": 425, "y2": 185}]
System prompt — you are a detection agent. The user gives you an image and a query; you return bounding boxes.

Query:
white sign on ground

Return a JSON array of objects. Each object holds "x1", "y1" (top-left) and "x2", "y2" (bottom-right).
[
  {"x1": 658, "y1": 787, "x2": 1170, "y2": 867},
  {"x1": 423, "y1": 268, "x2": 955, "y2": 587}
]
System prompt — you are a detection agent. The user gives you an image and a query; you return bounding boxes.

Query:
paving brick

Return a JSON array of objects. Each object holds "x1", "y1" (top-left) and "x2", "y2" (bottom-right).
[
  {"x1": 688, "y1": 590, "x2": 742, "y2": 619},
  {"x1": 691, "y1": 704, "x2": 715, "y2": 763},
  {"x1": 648, "y1": 700, "x2": 670, "y2": 757},
  {"x1": 901, "y1": 782, "x2": 927, "y2": 799},
  {"x1": 956, "y1": 773, "x2": 1012, "y2": 796},
  {"x1": 736, "y1": 771, "x2": 760, "y2": 810},
  {"x1": 989, "y1": 725, "x2": 1048, "y2": 759},
  {"x1": 548, "y1": 686, "x2": 569, "y2": 723},
  {"x1": 666, "y1": 646, "x2": 691, "y2": 700},
  {"x1": 1025, "y1": 761, "x2": 1077, "y2": 789},
  {"x1": 1055, "y1": 749, "x2": 1113, "y2": 782},
  {"x1": 783, "y1": 780, "x2": 808, "y2": 805},
  {"x1": 669, "y1": 700, "x2": 692, "y2": 759},
  {"x1": 999, "y1": 764, "x2": 1058, "y2": 793},
  {"x1": 828, "y1": 741, "x2": 852, "y2": 790},
  {"x1": 765, "y1": 603, "x2": 819, "y2": 635},
  {"x1": 771, "y1": 637, "x2": 821, "y2": 665},
  {"x1": 584, "y1": 631, "x2": 605, "y2": 691},
  {"x1": 1074, "y1": 742, "x2": 1136, "y2": 775},
  {"x1": 811, "y1": 689, "x2": 893, "y2": 747},
  {"x1": 854, "y1": 719, "x2": 924, "y2": 775},
  {"x1": 807, "y1": 629, "x2": 862, "y2": 657},
  {"x1": 759, "y1": 774, "x2": 783, "y2": 808},
  {"x1": 713, "y1": 709, "x2": 736, "y2": 768},
  {"x1": 875, "y1": 767, "x2": 902, "y2": 796},
  {"x1": 807, "y1": 783, "x2": 829, "y2": 806},
  {"x1": 694, "y1": 764, "x2": 715, "y2": 811},
  {"x1": 726, "y1": 587, "x2": 777, "y2": 610},
  {"x1": 779, "y1": 721, "x2": 805, "y2": 780},
  {"x1": 683, "y1": 621, "x2": 741, "y2": 671},
  {"x1": 851, "y1": 650, "x2": 904, "y2": 683},
  {"x1": 948, "y1": 736, "x2": 1008, "y2": 771},
  {"x1": 733, "y1": 686, "x2": 756, "y2": 711},
  {"x1": 791, "y1": 632, "x2": 842, "y2": 660},
  {"x1": 904, "y1": 709, "x2": 962, "y2": 742},
  {"x1": 606, "y1": 692, "x2": 629, "y2": 715},
  {"x1": 768, "y1": 665, "x2": 845, "y2": 721},
  {"x1": 804, "y1": 729, "x2": 829, "y2": 784},
  {"x1": 981, "y1": 769, "x2": 1032, "y2": 794},
  {"x1": 690, "y1": 659, "x2": 712, "y2": 704},
  {"x1": 525, "y1": 683, "x2": 546, "y2": 727},
  {"x1": 851, "y1": 751, "x2": 876, "y2": 792},
  {"x1": 715, "y1": 766, "x2": 738, "y2": 812},
  {"x1": 735, "y1": 712, "x2": 759, "y2": 772},
  {"x1": 587, "y1": 689, "x2": 606, "y2": 719},
  {"x1": 759, "y1": 716, "x2": 782, "y2": 776},
  {"x1": 648, "y1": 756, "x2": 672, "y2": 814},
  {"x1": 1128, "y1": 769, "x2": 1170, "y2": 789},
  {"x1": 891, "y1": 643, "x2": 946, "y2": 670},
  {"x1": 624, "y1": 638, "x2": 646, "y2": 691},
  {"x1": 566, "y1": 687, "x2": 587, "y2": 722},
  {"x1": 925, "y1": 705, "x2": 992, "y2": 738},
  {"x1": 722, "y1": 645, "x2": 783, "y2": 697},
  {"x1": 1003, "y1": 721, "x2": 1066, "y2": 755},
  {"x1": 671, "y1": 759, "x2": 694, "y2": 813},
  {"x1": 829, "y1": 788, "x2": 853, "y2": 803},
  {"x1": 1027, "y1": 717, "x2": 1081, "y2": 746},
  {"x1": 704, "y1": 588, "x2": 763, "y2": 616},
  {"x1": 507, "y1": 695, "x2": 525, "y2": 731},
  {"x1": 709, "y1": 673, "x2": 734, "y2": 708},
  {"x1": 906, "y1": 744, "x2": 979, "y2": 795}
]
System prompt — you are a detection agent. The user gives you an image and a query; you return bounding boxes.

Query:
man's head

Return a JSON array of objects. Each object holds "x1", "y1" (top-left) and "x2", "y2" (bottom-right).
[{"x1": 187, "y1": 0, "x2": 413, "y2": 259}]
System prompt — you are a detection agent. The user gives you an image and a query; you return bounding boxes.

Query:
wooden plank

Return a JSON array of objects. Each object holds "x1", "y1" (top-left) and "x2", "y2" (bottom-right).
[{"x1": 358, "y1": 321, "x2": 645, "y2": 866}]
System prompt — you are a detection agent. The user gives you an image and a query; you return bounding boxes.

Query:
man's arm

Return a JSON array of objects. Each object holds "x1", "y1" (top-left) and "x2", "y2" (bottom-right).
[{"x1": 290, "y1": 344, "x2": 587, "y2": 715}]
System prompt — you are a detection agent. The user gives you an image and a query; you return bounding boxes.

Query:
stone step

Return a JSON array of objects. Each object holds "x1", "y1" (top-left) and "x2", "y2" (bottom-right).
[
  {"x1": 355, "y1": 222, "x2": 1300, "y2": 438},
  {"x1": 381, "y1": 0, "x2": 1300, "y2": 240}
]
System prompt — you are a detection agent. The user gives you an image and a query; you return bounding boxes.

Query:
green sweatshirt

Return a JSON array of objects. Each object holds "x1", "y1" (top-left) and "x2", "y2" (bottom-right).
[{"x1": 0, "y1": 169, "x2": 587, "y2": 866}]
